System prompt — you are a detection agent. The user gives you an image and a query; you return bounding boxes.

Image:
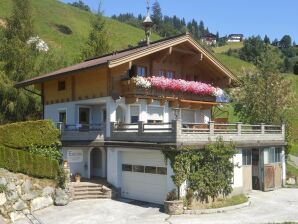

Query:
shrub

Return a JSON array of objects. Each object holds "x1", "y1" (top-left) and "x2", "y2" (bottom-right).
[
  {"x1": 0, "y1": 146, "x2": 59, "y2": 179},
  {"x1": 0, "y1": 120, "x2": 60, "y2": 149},
  {"x1": 0, "y1": 185, "x2": 7, "y2": 193},
  {"x1": 166, "y1": 189, "x2": 178, "y2": 201},
  {"x1": 29, "y1": 144, "x2": 62, "y2": 161}
]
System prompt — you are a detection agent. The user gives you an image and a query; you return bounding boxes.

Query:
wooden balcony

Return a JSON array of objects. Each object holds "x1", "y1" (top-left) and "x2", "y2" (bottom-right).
[
  {"x1": 120, "y1": 80, "x2": 216, "y2": 105},
  {"x1": 110, "y1": 120, "x2": 286, "y2": 146}
]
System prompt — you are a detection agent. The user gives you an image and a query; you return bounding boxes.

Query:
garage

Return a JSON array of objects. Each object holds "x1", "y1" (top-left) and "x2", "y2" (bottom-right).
[{"x1": 121, "y1": 151, "x2": 168, "y2": 204}]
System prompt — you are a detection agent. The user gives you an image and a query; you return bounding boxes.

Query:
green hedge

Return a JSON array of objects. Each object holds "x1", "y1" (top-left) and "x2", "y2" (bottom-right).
[
  {"x1": 0, "y1": 146, "x2": 59, "y2": 179},
  {"x1": 0, "y1": 120, "x2": 60, "y2": 149}
]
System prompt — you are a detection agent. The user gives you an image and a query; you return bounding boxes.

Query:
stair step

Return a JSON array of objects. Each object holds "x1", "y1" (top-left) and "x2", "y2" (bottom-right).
[
  {"x1": 73, "y1": 187, "x2": 102, "y2": 191},
  {"x1": 74, "y1": 191, "x2": 103, "y2": 195},
  {"x1": 73, "y1": 195, "x2": 110, "y2": 200}
]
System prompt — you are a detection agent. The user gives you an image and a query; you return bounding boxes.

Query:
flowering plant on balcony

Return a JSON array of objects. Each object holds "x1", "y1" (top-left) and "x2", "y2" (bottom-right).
[
  {"x1": 131, "y1": 76, "x2": 224, "y2": 97},
  {"x1": 131, "y1": 76, "x2": 151, "y2": 89}
]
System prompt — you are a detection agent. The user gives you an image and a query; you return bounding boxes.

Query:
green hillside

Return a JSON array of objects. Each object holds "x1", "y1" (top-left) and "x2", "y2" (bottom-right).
[
  {"x1": 213, "y1": 42, "x2": 244, "y2": 54},
  {"x1": 215, "y1": 53, "x2": 256, "y2": 76},
  {"x1": 0, "y1": 0, "x2": 160, "y2": 63}
]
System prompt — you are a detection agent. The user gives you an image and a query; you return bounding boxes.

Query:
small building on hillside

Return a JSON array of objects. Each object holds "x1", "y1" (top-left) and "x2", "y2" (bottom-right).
[
  {"x1": 227, "y1": 34, "x2": 244, "y2": 42},
  {"x1": 200, "y1": 33, "x2": 217, "y2": 45}
]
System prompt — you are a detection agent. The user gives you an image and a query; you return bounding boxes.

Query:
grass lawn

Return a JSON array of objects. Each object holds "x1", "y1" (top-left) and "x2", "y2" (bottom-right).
[
  {"x1": 190, "y1": 194, "x2": 248, "y2": 209},
  {"x1": 0, "y1": 0, "x2": 160, "y2": 64},
  {"x1": 213, "y1": 42, "x2": 244, "y2": 54},
  {"x1": 287, "y1": 162, "x2": 298, "y2": 178},
  {"x1": 215, "y1": 53, "x2": 256, "y2": 76}
]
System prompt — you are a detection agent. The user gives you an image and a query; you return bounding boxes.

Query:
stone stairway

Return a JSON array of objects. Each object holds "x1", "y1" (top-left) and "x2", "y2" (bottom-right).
[{"x1": 70, "y1": 182, "x2": 113, "y2": 200}]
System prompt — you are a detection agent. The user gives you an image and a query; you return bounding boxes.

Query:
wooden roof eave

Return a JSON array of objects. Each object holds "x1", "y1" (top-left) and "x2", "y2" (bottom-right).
[{"x1": 108, "y1": 34, "x2": 239, "y2": 85}]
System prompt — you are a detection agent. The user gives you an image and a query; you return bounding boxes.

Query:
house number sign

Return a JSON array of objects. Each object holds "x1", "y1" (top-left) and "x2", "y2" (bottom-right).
[{"x1": 67, "y1": 149, "x2": 83, "y2": 163}]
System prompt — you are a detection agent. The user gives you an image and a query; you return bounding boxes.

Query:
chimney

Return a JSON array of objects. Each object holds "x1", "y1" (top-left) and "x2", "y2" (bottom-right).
[{"x1": 142, "y1": 0, "x2": 153, "y2": 45}]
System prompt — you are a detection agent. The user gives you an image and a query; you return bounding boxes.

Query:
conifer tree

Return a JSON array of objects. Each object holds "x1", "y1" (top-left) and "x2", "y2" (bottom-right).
[
  {"x1": 81, "y1": 8, "x2": 110, "y2": 60},
  {"x1": 152, "y1": 1, "x2": 163, "y2": 29}
]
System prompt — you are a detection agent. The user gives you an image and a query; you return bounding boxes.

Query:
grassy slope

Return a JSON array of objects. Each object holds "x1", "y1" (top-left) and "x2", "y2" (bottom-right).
[
  {"x1": 215, "y1": 53, "x2": 256, "y2": 76},
  {"x1": 0, "y1": 0, "x2": 160, "y2": 63},
  {"x1": 213, "y1": 42, "x2": 244, "y2": 54}
]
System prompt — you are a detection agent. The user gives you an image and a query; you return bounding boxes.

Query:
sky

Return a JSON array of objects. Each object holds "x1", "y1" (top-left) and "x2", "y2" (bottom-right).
[{"x1": 62, "y1": 0, "x2": 297, "y2": 42}]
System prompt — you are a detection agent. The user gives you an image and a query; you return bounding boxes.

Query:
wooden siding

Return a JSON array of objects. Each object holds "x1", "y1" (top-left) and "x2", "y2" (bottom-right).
[{"x1": 44, "y1": 67, "x2": 108, "y2": 104}]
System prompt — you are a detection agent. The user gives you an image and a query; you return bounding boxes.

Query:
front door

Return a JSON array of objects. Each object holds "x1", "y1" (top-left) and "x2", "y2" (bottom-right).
[
  {"x1": 91, "y1": 148, "x2": 102, "y2": 178},
  {"x1": 79, "y1": 107, "x2": 90, "y2": 130}
]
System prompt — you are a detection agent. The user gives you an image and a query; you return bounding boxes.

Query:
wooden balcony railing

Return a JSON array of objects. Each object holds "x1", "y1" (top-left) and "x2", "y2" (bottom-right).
[{"x1": 120, "y1": 80, "x2": 216, "y2": 102}]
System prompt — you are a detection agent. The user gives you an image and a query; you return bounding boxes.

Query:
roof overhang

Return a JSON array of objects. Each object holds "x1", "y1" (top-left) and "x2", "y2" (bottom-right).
[{"x1": 15, "y1": 33, "x2": 239, "y2": 89}]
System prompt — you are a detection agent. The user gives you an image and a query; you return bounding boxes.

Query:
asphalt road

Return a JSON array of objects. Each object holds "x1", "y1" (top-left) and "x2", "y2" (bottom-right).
[{"x1": 16, "y1": 188, "x2": 298, "y2": 224}]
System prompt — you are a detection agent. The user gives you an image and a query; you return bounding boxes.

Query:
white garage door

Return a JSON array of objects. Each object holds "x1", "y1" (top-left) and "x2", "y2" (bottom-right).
[{"x1": 121, "y1": 151, "x2": 167, "y2": 204}]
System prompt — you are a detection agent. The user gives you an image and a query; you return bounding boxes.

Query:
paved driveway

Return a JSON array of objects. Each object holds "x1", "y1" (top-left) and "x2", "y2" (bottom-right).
[{"x1": 17, "y1": 188, "x2": 298, "y2": 224}]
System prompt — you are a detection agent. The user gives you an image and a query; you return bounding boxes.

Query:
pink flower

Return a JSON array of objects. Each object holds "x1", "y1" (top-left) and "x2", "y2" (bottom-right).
[{"x1": 140, "y1": 75, "x2": 223, "y2": 97}]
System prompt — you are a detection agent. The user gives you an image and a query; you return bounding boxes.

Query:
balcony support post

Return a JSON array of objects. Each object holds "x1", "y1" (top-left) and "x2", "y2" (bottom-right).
[
  {"x1": 261, "y1": 123, "x2": 265, "y2": 134},
  {"x1": 110, "y1": 122, "x2": 115, "y2": 137},
  {"x1": 236, "y1": 122, "x2": 242, "y2": 135},
  {"x1": 172, "y1": 119, "x2": 182, "y2": 142},
  {"x1": 281, "y1": 124, "x2": 285, "y2": 137},
  {"x1": 138, "y1": 121, "x2": 144, "y2": 135},
  {"x1": 209, "y1": 121, "x2": 215, "y2": 135}
]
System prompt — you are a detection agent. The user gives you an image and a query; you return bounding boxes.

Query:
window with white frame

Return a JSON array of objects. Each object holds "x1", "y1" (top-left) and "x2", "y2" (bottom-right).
[
  {"x1": 181, "y1": 109, "x2": 195, "y2": 123},
  {"x1": 130, "y1": 105, "x2": 139, "y2": 123},
  {"x1": 58, "y1": 110, "x2": 67, "y2": 124},
  {"x1": 264, "y1": 147, "x2": 282, "y2": 164},
  {"x1": 147, "y1": 106, "x2": 164, "y2": 123}
]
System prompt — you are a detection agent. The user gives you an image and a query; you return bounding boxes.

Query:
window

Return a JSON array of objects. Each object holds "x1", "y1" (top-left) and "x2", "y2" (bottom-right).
[
  {"x1": 122, "y1": 164, "x2": 132, "y2": 172},
  {"x1": 123, "y1": 164, "x2": 167, "y2": 175},
  {"x1": 275, "y1": 148, "x2": 282, "y2": 163},
  {"x1": 147, "y1": 106, "x2": 164, "y2": 123},
  {"x1": 242, "y1": 149, "x2": 252, "y2": 165},
  {"x1": 145, "y1": 166, "x2": 157, "y2": 174},
  {"x1": 59, "y1": 111, "x2": 67, "y2": 124},
  {"x1": 103, "y1": 109, "x2": 107, "y2": 123},
  {"x1": 133, "y1": 165, "x2": 144, "y2": 173},
  {"x1": 58, "y1": 80, "x2": 66, "y2": 91},
  {"x1": 157, "y1": 167, "x2": 167, "y2": 175},
  {"x1": 264, "y1": 147, "x2": 282, "y2": 164},
  {"x1": 158, "y1": 70, "x2": 165, "y2": 77},
  {"x1": 166, "y1": 71, "x2": 174, "y2": 79},
  {"x1": 137, "y1": 66, "x2": 147, "y2": 77},
  {"x1": 130, "y1": 105, "x2": 139, "y2": 123},
  {"x1": 181, "y1": 109, "x2": 195, "y2": 123}
]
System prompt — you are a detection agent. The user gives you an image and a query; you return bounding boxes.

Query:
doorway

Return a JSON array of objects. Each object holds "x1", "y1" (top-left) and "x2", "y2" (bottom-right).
[
  {"x1": 252, "y1": 149, "x2": 260, "y2": 190},
  {"x1": 79, "y1": 107, "x2": 90, "y2": 130},
  {"x1": 90, "y1": 148, "x2": 106, "y2": 178}
]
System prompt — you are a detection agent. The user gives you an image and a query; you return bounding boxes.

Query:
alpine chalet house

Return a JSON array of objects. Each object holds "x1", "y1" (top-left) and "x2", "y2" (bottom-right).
[{"x1": 16, "y1": 10, "x2": 286, "y2": 205}]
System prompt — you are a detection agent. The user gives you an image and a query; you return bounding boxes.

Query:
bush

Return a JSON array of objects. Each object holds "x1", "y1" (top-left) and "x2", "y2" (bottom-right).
[
  {"x1": 29, "y1": 144, "x2": 62, "y2": 161},
  {"x1": 0, "y1": 146, "x2": 59, "y2": 179},
  {"x1": 0, "y1": 185, "x2": 7, "y2": 193},
  {"x1": 166, "y1": 189, "x2": 178, "y2": 201},
  {"x1": 0, "y1": 120, "x2": 60, "y2": 149}
]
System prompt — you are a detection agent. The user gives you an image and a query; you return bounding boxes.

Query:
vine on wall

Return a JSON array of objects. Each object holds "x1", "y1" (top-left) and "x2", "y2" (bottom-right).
[{"x1": 163, "y1": 137, "x2": 237, "y2": 202}]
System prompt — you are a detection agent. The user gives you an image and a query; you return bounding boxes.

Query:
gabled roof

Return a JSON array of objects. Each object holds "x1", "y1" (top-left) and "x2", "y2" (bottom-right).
[{"x1": 15, "y1": 33, "x2": 237, "y2": 88}]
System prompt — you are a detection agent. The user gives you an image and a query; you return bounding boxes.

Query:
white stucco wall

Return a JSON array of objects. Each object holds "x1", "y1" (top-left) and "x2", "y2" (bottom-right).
[
  {"x1": 232, "y1": 150, "x2": 243, "y2": 188},
  {"x1": 62, "y1": 147, "x2": 90, "y2": 178},
  {"x1": 44, "y1": 97, "x2": 212, "y2": 130}
]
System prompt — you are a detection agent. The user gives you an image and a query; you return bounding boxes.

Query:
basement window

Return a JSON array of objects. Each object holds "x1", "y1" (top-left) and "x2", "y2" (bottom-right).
[
  {"x1": 58, "y1": 80, "x2": 66, "y2": 91},
  {"x1": 122, "y1": 164, "x2": 132, "y2": 172},
  {"x1": 133, "y1": 165, "x2": 145, "y2": 173},
  {"x1": 157, "y1": 167, "x2": 167, "y2": 175}
]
